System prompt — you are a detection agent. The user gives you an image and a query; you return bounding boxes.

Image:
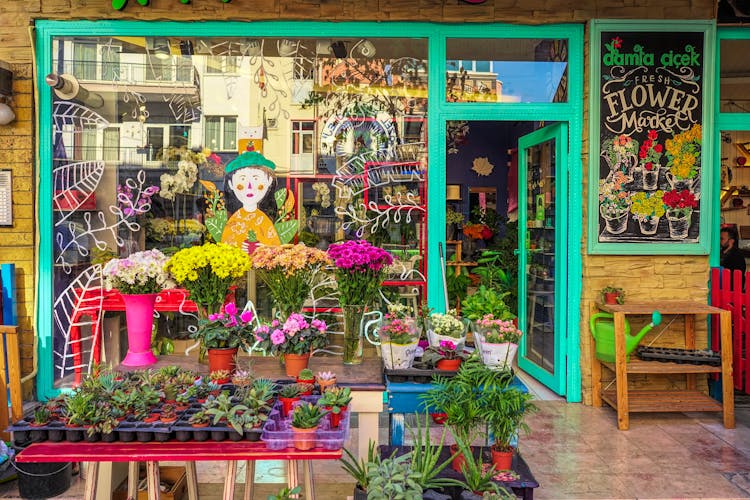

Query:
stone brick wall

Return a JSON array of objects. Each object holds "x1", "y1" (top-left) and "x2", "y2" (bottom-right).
[{"x1": 0, "y1": 0, "x2": 716, "y2": 400}]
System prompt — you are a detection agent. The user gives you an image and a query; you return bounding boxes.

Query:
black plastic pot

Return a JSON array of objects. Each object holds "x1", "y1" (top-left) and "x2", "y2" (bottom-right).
[
  {"x1": 193, "y1": 430, "x2": 209, "y2": 442},
  {"x1": 83, "y1": 430, "x2": 100, "y2": 443},
  {"x1": 228, "y1": 430, "x2": 243, "y2": 442},
  {"x1": 65, "y1": 429, "x2": 83, "y2": 443},
  {"x1": 101, "y1": 432, "x2": 117, "y2": 443},
  {"x1": 175, "y1": 430, "x2": 191, "y2": 442},
  {"x1": 117, "y1": 424, "x2": 136, "y2": 442},
  {"x1": 422, "y1": 489, "x2": 451, "y2": 500},
  {"x1": 245, "y1": 429, "x2": 262, "y2": 442},
  {"x1": 211, "y1": 430, "x2": 226, "y2": 442},
  {"x1": 15, "y1": 460, "x2": 72, "y2": 499},
  {"x1": 353, "y1": 485, "x2": 367, "y2": 500},
  {"x1": 29, "y1": 428, "x2": 47, "y2": 443}
]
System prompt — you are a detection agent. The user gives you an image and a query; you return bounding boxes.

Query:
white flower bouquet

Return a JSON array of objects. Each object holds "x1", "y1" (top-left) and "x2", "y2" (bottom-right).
[
  {"x1": 103, "y1": 249, "x2": 176, "y2": 294},
  {"x1": 425, "y1": 310, "x2": 468, "y2": 349}
]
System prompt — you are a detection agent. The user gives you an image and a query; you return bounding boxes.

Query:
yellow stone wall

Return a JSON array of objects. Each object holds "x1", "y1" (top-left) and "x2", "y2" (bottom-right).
[{"x1": 0, "y1": 0, "x2": 716, "y2": 400}]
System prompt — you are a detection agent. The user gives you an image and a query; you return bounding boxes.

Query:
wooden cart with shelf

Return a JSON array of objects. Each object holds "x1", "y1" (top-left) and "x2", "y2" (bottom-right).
[{"x1": 590, "y1": 300, "x2": 734, "y2": 430}]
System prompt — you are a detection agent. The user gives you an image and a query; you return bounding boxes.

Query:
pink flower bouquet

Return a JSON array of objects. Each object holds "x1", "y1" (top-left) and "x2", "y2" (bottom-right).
[
  {"x1": 191, "y1": 301, "x2": 256, "y2": 350},
  {"x1": 327, "y1": 240, "x2": 393, "y2": 307},
  {"x1": 254, "y1": 313, "x2": 328, "y2": 356}
]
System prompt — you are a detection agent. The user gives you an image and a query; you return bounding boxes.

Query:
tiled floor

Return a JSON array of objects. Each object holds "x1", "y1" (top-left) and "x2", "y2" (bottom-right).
[{"x1": 2, "y1": 383, "x2": 750, "y2": 499}]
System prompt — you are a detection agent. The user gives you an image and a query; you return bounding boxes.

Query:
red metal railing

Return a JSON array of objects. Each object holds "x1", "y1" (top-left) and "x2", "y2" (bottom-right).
[{"x1": 710, "y1": 267, "x2": 749, "y2": 394}]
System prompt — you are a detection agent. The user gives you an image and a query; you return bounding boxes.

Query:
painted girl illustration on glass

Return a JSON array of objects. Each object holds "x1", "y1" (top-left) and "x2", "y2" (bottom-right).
[{"x1": 221, "y1": 150, "x2": 281, "y2": 251}]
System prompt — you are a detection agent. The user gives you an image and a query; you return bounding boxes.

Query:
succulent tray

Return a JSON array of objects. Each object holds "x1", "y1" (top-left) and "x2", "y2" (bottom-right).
[
  {"x1": 261, "y1": 395, "x2": 350, "y2": 451},
  {"x1": 636, "y1": 346, "x2": 722, "y2": 366},
  {"x1": 384, "y1": 358, "x2": 462, "y2": 384},
  {"x1": 171, "y1": 404, "x2": 263, "y2": 443}
]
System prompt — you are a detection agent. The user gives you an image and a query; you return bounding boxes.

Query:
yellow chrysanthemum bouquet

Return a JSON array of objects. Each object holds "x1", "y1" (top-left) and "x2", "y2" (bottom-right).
[
  {"x1": 165, "y1": 242, "x2": 251, "y2": 317},
  {"x1": 666, "y1": 124, "x2": 702, "y2": 180},
  {"x1": 250, "y1": 243, "x2": 331, "y2": 317}
]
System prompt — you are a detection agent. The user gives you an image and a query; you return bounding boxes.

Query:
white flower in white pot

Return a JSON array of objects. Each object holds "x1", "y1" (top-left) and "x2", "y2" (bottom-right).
[{"x1": 426, "y1": 310, "x2": 467, "y2": 350}]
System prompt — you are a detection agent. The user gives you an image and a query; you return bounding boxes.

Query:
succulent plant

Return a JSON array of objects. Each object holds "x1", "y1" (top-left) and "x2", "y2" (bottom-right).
[
  {"x1": 210, "y1": 369, "x2": 232, "y2": 382},
  {"x1": 297, "y1": 368, "x2": 314, "y2": 381},
  {"x1": 318, "y1": 387, "x2": 352, "y2": 413},
  {"x1": 316, "y1": 370, "x2": 336, "y2": 382},
  {"x1": 290, "y1": 402, "x2": 327, "y2": 429},
  {"x1": 278, "y1": 383, "x2": 304, "y2": 399},
  {"x1": 231, "y1": 369, "x2": 253, "y2": 387},
  {"x1": 189, "y1": 410, "x2": 210, "y2": 425},
  {"x1": 33, "y1": 406, "x2": 51, "y2": 425}
]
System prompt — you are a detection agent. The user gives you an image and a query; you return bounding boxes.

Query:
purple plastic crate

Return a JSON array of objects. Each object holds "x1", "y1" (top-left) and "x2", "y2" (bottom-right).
[{"x1": 261, "y1": 397, "x2": 350, "y2": 450}]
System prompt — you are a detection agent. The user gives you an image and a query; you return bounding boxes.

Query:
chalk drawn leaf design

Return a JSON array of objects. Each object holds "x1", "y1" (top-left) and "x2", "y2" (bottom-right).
[
  {"x1": 53, "y1": 264, "x2": 103, "y2": 378},
  {"x1": 53, "y1": 161, "x2": 105, "y2": 224},
  {"x1": 53, "y1": 102, "x2": 109, "y2": 134}
]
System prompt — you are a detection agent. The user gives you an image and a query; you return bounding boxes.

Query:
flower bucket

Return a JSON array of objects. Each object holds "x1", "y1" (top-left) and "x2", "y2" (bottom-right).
[
  {"x1": 427, "y1": 329, "x2": 466, "y2": 350},
  {"x1": 638, "y1": 217, "x2": 660, "y2": 236},
  {"x1": 380, "y1": 341, "x2": 419, "y2": 370},
  {"x1": 601, "y1": 211, "x2": 628, "y2": 235},
  {"x1": 667, "y1": 210, "x2": 691, "y2": 240},
  {"x1": 121, "y1": 293, "x2": 158, "y2": 367},
  {"x1": 475, "y1": 334, "x2": 518, "y2": 369},
  {"x1": 642, "y1": 166, "x2": 660, "y2": 191},
  {"x1": 342, "y1": 305, "x2": 366, "y2": 365}
]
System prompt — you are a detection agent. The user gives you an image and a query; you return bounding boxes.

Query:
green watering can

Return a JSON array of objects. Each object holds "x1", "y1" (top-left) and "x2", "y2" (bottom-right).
[{"x1": 589, "y1": 310, "x2": 662, "y2": 362}]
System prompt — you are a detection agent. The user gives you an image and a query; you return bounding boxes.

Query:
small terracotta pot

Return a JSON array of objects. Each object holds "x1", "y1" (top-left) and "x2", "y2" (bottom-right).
[
  {"x1": 450, "y1": 444, "x2": 467, "y2": 472},
  {"x1": 604, "y1": 292, "x2": 621, "y2": 305},
  {"x1": 291, "y1": 426, "x2": 317, "y2": 450},
  {"x1": 436, "y1": 358, "x2": 462, "y2": 371},
  {"x1": 491, "y1": 446, "x2": 514, "y2": 470},
  {"x1": 284, "y1": 353, "x2": 310, "y2": 378},
  {"x1": 207, "y1": 347, "x2": 238, "y2": 374},
  {"x1": 279, "y1": 396, "x2": 301, "y2": 418}
]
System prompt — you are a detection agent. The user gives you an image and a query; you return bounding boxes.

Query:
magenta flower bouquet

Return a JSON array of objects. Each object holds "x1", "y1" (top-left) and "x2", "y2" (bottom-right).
[
  {"x1": 327, "y1": 240, "x2": 393, "y2": 307},
  {"x1": 253, "y1": 313, "x2": 328, "y2": 356},
  {"x1": 191, "y1": 302, "x2": 256, "y2": 350}
]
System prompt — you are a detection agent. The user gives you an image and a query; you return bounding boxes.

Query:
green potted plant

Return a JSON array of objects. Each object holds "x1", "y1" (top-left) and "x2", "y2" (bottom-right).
[
  {"x1": 407, "y1": 412, "x2": 462, "y2": 494},
  {"x1": 601, "y1": 286, "x2": 625, "y2": 305},
  {"x1": 461, "y1": 286, "x2": 515, "y2": 322},
  {"x1": 290, "y1": 402, "x2": 327, "y2": 450},
  {"x1": 267, "y1": 485, "x2": 302, "y2": 500},
  {"x1": 453, "y1": 436, "x2": 501, "y2": 498},
  {"x1": 366, "y1": 451, "x2": 423, "y2": 500},
  {"x1": 482, "y1": 386, "x2": 537, "y2": 470},
  {"x1": 317, "y1": 386, "x2": 352, "y2": 428},
  {"x1": 296, "y1": 368, "x2": 315, "y2": 385},
  {"x1": 278, "y1": 383, "x2": 304, "y2": 417},
  {"x1": 340, "y1": 440, "x2": 379, "y2": 500},
  {"x1": 378, "y1": 304, "x2": 420, "y2": 369}
]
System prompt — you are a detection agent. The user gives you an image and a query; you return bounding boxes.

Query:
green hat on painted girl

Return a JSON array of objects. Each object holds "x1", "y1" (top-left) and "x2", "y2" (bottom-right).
[{"x1": 225, "y1": 145, "x2": 276, "y2": 175}]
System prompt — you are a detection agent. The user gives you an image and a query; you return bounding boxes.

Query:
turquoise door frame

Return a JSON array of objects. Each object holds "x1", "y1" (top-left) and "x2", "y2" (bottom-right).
[
  {"x1": 34, "y1": 20, "x2": 584, "y2": 402},
  {"x1": 517, "y1": 123, "x2": 569, "y2": 395},
  {"x1": 714, "y1": 28, "x2": 750, "y2": 271}
]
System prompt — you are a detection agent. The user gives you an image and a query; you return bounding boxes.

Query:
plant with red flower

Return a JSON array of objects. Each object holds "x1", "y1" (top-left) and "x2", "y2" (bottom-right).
[
  {"x1": 663, "y1": 189, "x2": 698, "y2": 218},
  {"x1": 463, "y1": 222, "x2": 492, "y2": 240},
  {"x1": 638, "y1": 129, "x2": 664, "y2": 171}
]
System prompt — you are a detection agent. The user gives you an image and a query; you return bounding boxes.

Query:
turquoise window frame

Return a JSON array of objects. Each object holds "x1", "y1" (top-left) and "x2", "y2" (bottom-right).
[
  {"x1": 714, "y1": 28, "x2": 750, "y2": 270},
  {"x1": 35, "y1": 20, "x2": 583, "y2": 402},
  {"x1": 587, "y1": 20, "x2": 716, "y2": 255}
]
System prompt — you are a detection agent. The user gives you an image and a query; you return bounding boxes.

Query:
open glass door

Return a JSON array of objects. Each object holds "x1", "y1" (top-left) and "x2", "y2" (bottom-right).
[{"x1": 517, "y1": 122, "x2": 568, "y2": 395}]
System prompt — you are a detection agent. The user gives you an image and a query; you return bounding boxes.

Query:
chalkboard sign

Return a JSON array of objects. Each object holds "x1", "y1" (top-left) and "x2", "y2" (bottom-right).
[{"x1": 592, "y1": 26, "x2": 709, "y2": 250}]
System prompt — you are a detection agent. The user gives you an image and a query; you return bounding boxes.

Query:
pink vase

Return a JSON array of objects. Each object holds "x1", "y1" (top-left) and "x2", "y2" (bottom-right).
[{"x1": 121, "y1": 293, "x2": 158, "y2": 367}]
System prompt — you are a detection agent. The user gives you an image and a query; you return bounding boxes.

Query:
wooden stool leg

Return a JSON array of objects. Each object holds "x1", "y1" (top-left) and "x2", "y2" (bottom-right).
[
  {"x1": 243, "y1": 460, "x2": 255, "y2": 500},
  {"x1": 127, "y1": 462, "x2": 138, "y2": 500},
  {"x1": 84, "y1": 462, "x2": 100, "y2": 500},
  {"x1": 145, "y1": 461, "x2": 160, "y2": 500},
  {"x1": 185, "y1": 461, "x2": 199, "y2": 500},
  {"x1": 287, "y1": 460, "x2": 299, "y2": 492},
  {"x1": 223, "y1": 461, "x2": 237, "y2": 500},
  {"x1": 303, "y1": 460, "x2": 315, "y2": 500}
]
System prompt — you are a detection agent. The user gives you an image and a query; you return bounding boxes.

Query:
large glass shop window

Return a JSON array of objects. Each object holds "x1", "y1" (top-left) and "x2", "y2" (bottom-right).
[{"x1": 49, "y1": 36, "x2": 429, "y2": 387}]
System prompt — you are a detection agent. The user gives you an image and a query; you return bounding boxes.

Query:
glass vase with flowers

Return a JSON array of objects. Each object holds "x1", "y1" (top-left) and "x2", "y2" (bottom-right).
[
  {"x1": 103, "y1": 249, "x2": 175, "y2": 367},
  {"x1": 327, "y1": 240, "x2": 393, "y2": 364},
  {"x1": 377, "y1": 304, "x2": 420, "y2": 370},
  {"x1": 250, "y1": 243, "x2": 330, "y2": 318},
  {"x1": 165, "y1": 242, "x2": 251, "y2": 318},
  {"x1": 253, "y1": 313, "x2": 328, "y2": 377}
]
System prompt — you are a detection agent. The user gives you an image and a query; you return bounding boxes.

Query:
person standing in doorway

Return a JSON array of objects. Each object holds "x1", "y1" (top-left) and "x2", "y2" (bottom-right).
[{"x1": 720, "y1": 226, "x2": 746, "y2": 290}]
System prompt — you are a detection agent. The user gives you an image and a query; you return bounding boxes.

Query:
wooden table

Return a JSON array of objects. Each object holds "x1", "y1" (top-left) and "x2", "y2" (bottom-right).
[
  {"x1": 591, "y1": 301, "x2": 734, "y2": 430},
  {"x1": 16, "y1": 440, "x2": 341, "y2": 500}
]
